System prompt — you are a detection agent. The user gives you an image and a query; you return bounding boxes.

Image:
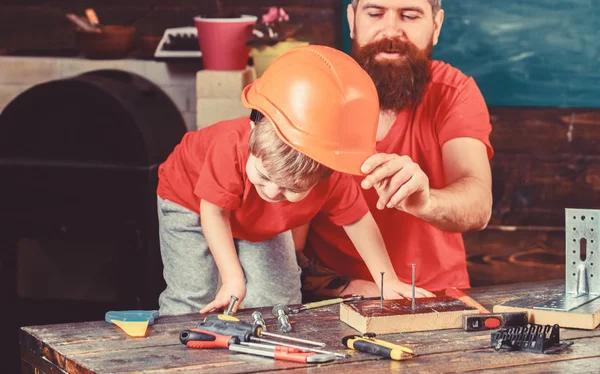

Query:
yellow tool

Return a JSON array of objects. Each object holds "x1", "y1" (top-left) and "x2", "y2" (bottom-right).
[
  {"x1": 289, "y1": 294, "x2": 364, "y2": 314},
  {"x1": 342, "y1": 333, "x2": 415, "y2": 361}
]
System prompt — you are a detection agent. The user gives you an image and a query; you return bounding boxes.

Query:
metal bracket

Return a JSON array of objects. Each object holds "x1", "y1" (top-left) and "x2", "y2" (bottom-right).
[{"x1": 534, "y1": 208, "x2": 600, "y2": 312}]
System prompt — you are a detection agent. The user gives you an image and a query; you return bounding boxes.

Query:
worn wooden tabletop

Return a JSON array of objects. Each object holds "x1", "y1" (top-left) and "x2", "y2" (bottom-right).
[{"x1": 20, "y1": 279, "x2": 600, "y2": 373}]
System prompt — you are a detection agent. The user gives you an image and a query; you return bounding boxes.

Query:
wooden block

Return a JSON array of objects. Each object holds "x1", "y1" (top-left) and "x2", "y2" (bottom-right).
[
  {"x1": 340, "y1": 297, "x2": 479, "y2": 335},
  {"x1": 493, "y1": 296, "x2": 600, "y2": 330},
  {"x1": 196, "y1": 68, "x2": 256, "y2": 98},
  {"x1": 196, "y1": 97, "x2": 250, "y2": 128}
]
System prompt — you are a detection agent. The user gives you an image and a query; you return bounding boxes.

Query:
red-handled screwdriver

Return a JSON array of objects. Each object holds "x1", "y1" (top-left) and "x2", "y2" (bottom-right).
[
  {"x1": 179, "y1": 328, "x2": 239, "y2": 349},
  {"x1": 240, "y1": 341, "x2": 304, "y2": 353},
  {"x1": 229, "y1": 343, "x2": 335, "y2": 363}
]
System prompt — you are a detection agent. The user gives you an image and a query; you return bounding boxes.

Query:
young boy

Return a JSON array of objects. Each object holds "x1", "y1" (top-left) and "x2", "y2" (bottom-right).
[{"x1": 157, "y1": 45, "x2": 431, "y2": 316}]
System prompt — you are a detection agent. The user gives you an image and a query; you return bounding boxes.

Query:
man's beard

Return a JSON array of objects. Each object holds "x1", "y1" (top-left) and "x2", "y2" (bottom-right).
[{"x1": 352, "y1": 37, "x2": 433, "y2": 112}]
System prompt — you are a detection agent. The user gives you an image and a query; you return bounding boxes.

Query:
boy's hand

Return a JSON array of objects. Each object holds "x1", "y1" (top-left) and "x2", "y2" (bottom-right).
[
  {"x1": 343, "y1": 279, "x2": 381, "y2": 298},
  {"x1": 199, "y1": 277, "x2": 246, "y2": 314},
  {"x1": 382, "y1": 277, "x2": 435, "y2": 299}
]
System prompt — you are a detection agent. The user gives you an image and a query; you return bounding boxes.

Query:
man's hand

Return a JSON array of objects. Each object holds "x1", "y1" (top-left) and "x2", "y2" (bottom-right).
[
  {"x1": 199, "y1": 277, "x2": 246, "y2": 314},
  {"x1": 361, "y1": 153, "x2": 431, "y2": 215}
]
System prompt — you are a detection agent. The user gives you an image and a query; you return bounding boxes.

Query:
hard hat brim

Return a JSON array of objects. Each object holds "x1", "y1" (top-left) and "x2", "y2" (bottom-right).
[{"x1": 241, "y1": 84, "x2": 374, "y2": 176}]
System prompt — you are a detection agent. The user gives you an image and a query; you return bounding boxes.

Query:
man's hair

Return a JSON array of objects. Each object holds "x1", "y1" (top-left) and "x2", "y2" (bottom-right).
[
  {"x1": 248, "y1": 117, "x2": 333, "y2": 191},
  {"x1": 351, "y1": 0, "x2": 442, "y2": 16}
]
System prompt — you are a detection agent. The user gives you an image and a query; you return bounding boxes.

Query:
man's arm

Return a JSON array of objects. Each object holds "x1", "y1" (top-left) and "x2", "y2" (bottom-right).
[{"x1": 361, "y1": 137, "x2": 492, "y2": 232}]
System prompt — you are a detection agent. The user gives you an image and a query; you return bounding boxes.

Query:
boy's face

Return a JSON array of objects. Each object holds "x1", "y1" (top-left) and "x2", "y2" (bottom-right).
[{"x1": 246, "y1": 155, "x2": 315, "y2": 203}]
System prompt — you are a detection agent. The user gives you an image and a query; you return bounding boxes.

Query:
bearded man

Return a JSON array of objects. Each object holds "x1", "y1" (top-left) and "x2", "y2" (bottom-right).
[{"x1": 296, "y1": 0, "x2": 494, "y2": 299}]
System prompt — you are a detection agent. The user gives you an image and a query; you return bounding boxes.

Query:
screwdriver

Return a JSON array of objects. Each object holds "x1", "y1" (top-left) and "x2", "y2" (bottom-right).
[
  {"x1": 183, "y1": 315, "x2": 348, "y2": 358},
  {"x1": 180, "y1": 330, "x2": 335, "y2": 363},
  {"x1": 198, "y1": 314, "x2": 326, "y2": 347},
  {"x1": 342, "y1": 333, "x2": 415, "y2": 361},
  {"x1": 180, "y1": 328, "x2": 239, "y2": 349},
  {"x1": 231, "y1": 343, "x2": 336, "y2": 363},
  {"x1": 181, "y1": 325, "x2": 348, "y2": 358},
  {"x1": 252, "y1": 335, "x2": 350, "y2": 359}
]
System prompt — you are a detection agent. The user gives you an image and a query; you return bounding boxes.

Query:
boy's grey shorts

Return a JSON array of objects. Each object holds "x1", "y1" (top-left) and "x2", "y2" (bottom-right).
[{"x1": 157, "y1": 196, "x2": 302, "y2": 316}]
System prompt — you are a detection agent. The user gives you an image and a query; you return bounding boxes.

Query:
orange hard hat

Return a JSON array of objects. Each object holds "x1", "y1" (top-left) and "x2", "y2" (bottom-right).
[{"x1": 241, "y1": 45, "x2": 379, "y2": 175}]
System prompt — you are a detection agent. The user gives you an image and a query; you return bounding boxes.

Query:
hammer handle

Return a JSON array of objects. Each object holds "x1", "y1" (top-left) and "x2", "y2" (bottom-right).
[{"x1": 445, "y1": 287, "x2": 490, "y2": 313}]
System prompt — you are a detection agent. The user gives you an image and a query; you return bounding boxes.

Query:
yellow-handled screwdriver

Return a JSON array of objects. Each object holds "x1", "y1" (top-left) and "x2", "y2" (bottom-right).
[{"x1": 342, "y1": 333, "x2": 415, "y2": 361}]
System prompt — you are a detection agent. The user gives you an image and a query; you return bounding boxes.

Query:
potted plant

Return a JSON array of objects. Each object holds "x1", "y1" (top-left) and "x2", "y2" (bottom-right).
[{"x1": 247, "y1": 7, "x2": 309, "y2": 77}]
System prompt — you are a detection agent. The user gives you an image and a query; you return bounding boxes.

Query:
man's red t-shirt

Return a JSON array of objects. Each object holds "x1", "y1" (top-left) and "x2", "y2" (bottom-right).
[
  {"x1": 157, "y1": 117, "x2": 369, "y2": 243},
  {"x1": 306, "y1": 61, "x2": 494, "y2": 291}
]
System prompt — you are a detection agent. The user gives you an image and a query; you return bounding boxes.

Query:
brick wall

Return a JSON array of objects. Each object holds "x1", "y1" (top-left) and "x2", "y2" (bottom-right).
[{"x1": 0, "y1": 56, "x2": 200, "y2": 131}]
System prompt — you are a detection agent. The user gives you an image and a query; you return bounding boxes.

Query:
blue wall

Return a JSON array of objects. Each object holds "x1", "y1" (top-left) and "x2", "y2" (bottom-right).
[{"x1": 342, "y1": 0, "x2": 600, "y2": 108}]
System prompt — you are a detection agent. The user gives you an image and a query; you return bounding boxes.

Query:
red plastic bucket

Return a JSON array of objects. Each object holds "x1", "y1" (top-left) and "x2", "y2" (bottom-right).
[{"x1": 194, "y1": 15, "x2": 257, "y2": 71}]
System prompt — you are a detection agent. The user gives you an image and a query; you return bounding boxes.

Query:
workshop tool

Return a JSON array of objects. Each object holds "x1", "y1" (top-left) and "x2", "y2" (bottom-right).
[
  {"x1": 238, "y1": 341, "x2": 337, "y2": 362},
  {"x1": 105, "y1": 310, "x2": 159, "y2": 337},
  {"x1": 198, "y1": 313, "x2": 326, "y2": 347},
  {"x1": 380, "y1": 272, "x2": 384, "y2": 311},
  {"x1": 444, "y1": 287, "x2": 529, "y2": 331},
  {"x1": 342, "y1": 333, "x2": 415, "y2": 360},
  {"x1": 251, "y1": 311, "x2": 267, "y2": 331},
  {"x1": 411, "y1": 264, "x2": 416, "y2": 312},
  {"x1": 445, "y1": 287, "x2": 490, "y2": 314},
  {"x1": 180, "y1": 328, "x2": 240, "y2": 348},
  {"x1": 240, "y1": 341, "x2": 306, "y2": 352},
  {"x1": 252, "y1": 336, "x2": 349, "y2": 358},
  {"x1": 289, "y1": 294, "x2": 364, "y2": 314},
  {"x1": 181, "y1": 323, "x2": 348, "y2": 358},
  {"x1": 494, "y1": 209, "x2": 600, "y2": 330},
  {"x1": 491, "y1": 323, "x2": 574, "y2": 354},
  {"x1": 229, "y1": 342, "x2": 336, "y2": 363},
  {"x1": 463, "y1": 312, "x2": 529, "y2": 332},
  {"x1": 273, "y1": 304, "x2": 292, "y2": 333},
  {"x1": 224, "y1": 295, "x2": 239, "y2": 316}
]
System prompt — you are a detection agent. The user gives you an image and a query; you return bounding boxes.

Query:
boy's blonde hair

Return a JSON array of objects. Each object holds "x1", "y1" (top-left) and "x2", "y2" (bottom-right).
[{"x1": 248, "y1": 117, "x2": 333, "y2": 191}]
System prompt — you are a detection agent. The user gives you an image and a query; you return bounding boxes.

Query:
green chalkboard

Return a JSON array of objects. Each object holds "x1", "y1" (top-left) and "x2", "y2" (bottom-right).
[{"x1": 341, "y1": 0, "x2": 600, "y2": 107}]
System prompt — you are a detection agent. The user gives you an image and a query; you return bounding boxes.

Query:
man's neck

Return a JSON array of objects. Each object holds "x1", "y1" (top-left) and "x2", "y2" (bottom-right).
[{"x1": 376, "y1": 110, "x2": 398, "y2": 142}]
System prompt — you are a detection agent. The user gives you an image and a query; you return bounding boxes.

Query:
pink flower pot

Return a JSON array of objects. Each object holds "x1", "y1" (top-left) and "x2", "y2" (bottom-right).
[{"x1": 194, "y1": 15, "x2": 257, "y2": 71}]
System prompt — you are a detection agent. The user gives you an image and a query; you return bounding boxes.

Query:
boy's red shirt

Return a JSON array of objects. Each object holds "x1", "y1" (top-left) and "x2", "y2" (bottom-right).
[{"x1": 157, "y1": 117, "x2": 368, "y2": 242}]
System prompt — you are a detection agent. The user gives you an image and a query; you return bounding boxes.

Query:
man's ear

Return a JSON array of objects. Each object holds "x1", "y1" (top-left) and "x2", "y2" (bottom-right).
[
  {"x1": 432, "y1": 9, "x2": 444, "y2": 46},
  {"x1": 250, "y1": 120, "x2": 256, "y2": 129},
  {"x1": 347, "y1": 3, "x2": 356, "y2": 39}
]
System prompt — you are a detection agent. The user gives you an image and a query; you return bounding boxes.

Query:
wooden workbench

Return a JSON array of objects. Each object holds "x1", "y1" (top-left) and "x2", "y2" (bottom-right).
[{"x1": 20, "y1": 279, "x2": 600, "y2": 373}]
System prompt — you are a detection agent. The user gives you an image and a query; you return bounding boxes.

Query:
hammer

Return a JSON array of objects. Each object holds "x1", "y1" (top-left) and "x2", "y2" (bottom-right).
[{"x1": 445, "y1": 287, "x2": 529, "y2": 331}]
